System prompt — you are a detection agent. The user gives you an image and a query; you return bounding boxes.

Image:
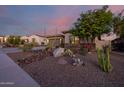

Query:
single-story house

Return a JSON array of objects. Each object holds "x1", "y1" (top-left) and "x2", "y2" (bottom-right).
[
  {"x1": 46, "y1": 34, "x2": 65, "y2": 48},
  {"x1": 21, "y1": 34, "x2": 49, "y2": 45},
  {"x1": 0, "y1": 35, "x2": 9, "y2": 44}
]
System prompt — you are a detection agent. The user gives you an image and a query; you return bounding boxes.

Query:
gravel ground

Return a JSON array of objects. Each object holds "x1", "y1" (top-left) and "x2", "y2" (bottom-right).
[{"x1": 8, "y1": 52, "x2": 124, "y2": 87}]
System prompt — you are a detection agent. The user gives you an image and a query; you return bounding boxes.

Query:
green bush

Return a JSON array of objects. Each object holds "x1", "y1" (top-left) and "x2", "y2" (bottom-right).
[
  {"x1": 97, "y1": 46, "x2": 112, "y2": 72},
  {"x1": 20, "y1": 43, "x2": 33, "y2": 52},
  {"x1": 7, "y1": 36, "x2": 21, "y2": 47}
]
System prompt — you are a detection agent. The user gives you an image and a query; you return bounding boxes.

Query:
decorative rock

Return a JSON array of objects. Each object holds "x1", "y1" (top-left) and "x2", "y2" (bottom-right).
[{"x1": 53, "y1": 47, "x2": 65, "y2": 57}]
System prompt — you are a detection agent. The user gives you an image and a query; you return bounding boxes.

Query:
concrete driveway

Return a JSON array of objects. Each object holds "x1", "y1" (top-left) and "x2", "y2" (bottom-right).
[{"x1": 0, "y1": 49, "x2": 40, "y2": 87}]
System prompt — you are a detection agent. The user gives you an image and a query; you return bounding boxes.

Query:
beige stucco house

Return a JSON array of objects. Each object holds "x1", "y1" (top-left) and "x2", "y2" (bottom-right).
[
  {"x1": 21, "y1": 34, "x2": 48, "y2": 45},
  {"x1": 46, "y1": 34, "x2": 64, "y2": 48},
  {"x1": 0, "y1": 35, "x2": 9, "y2": 44}
]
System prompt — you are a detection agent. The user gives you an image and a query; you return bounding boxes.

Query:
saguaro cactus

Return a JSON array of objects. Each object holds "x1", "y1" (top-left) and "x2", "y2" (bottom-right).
[{"x1": 97, "y1": 46, "x2": 112, "y2": 72}]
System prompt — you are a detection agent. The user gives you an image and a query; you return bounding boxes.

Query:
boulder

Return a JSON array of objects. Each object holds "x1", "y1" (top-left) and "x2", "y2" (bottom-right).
[{"x1": 53, "y1": 47, "x2": 65, "y2": 57}]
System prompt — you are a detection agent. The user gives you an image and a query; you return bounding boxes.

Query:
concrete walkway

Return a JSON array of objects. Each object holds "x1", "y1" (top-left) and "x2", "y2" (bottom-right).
[{"x1": 0, "y1": 51, "x2": 39, "y2": 87}]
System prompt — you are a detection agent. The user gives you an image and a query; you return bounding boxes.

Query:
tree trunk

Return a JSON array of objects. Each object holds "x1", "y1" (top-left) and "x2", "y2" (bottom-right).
[{"x1": 98, "y1": 35, "x2": 101, "y2": 40}]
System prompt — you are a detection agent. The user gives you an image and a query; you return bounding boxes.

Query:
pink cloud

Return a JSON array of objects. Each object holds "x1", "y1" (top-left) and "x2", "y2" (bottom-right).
[
  {"x1": 109, "y1": 5, "x2": 124, "y2": 14},
  {"x1": 50, "y1": 16, "x2": 73, "y2": 26}
]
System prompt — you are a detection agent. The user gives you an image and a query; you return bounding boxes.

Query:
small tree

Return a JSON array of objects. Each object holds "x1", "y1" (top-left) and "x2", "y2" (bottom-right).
[
  {"x1": 7, "y1": 36, "x2": 21, "y2": 46},
  {"x1": 113, "y1": 9, "x2": 124, "y2": 36},
  {"x1": 14, "y1": 36, "x2": 21, "y2": 45},
  {"x1": 71, "y1": 6, "x2": 113, "y2": 72},
  {"x1": 71, "y1": 6, "x2": 113, "y2": 41}
]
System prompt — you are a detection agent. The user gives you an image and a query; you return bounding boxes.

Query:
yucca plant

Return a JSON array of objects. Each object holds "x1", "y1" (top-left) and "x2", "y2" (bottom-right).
[{"x1": 97, "y1": 46, "x2": 112, "y2": 72}]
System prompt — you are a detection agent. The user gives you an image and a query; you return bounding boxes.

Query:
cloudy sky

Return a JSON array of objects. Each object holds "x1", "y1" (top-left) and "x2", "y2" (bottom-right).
[{"x1": 0, "y1": 5, "x2": 124, "y2": 36}]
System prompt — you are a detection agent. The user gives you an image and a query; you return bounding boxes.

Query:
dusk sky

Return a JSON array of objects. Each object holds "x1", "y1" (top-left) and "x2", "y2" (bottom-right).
[{"x1": 0, "y1": 5, "x2": 124, "y2": 36}]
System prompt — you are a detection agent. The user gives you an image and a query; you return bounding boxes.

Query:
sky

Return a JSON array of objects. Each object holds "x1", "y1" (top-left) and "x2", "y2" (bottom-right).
[{"x1": 0, "y1": 5, "x2": 124, "y2": 36}]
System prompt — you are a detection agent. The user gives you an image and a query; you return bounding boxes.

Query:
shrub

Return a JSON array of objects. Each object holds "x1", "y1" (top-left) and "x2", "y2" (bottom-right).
[
  {"x1": 20, "y1": 43, "x2": 33, "y2": 52},
  {"x1": 7, "y1": 36, "x2": 21, "y2": 47}
]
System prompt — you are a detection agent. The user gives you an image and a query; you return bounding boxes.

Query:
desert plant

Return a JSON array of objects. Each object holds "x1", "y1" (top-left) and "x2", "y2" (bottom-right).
[{"x1": 97, "y1": 46, "x2": 112, "y2": 72}]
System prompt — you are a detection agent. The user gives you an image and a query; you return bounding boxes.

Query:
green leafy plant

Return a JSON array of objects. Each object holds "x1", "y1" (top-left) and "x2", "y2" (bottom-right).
[
  {"x1": 97, "y1": 46, "x2": 112, "y2": 72},
  {"x1": 71, "y1": 5, "x2": 113, "y2": 42},
  {"x1": 7, "y1": 36, "x2": 22, "y2": 47},
  {"x1": 20, "y1": 43, "x2": 33, "y2": 52}
]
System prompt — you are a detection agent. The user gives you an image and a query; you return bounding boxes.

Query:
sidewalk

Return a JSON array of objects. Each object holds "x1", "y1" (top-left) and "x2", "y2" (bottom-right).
[{"x1": 0, "y1": 51, "x2": 39, "y2": 87}]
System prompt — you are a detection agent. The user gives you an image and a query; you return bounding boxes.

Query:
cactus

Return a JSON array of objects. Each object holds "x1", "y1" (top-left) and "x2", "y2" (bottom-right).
[{"x1": 97, "y1": 46, "x2": 113, "y2": 72}]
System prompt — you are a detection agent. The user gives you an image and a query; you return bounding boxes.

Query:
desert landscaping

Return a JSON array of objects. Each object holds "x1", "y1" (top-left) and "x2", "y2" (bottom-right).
[
  {"x1": 0, "y1": 5, "x2": 124, "y2": 87},
  {"x1": 7, "y1": 48, "x2": 124, "y2": 87}
]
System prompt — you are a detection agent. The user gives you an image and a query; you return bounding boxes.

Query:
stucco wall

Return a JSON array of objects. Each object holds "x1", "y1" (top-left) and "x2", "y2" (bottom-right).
[
  {"x1": 64, "y1": 33, "x2": 71, "y2": 44},
  {"x1": 21, "y1": 35, "x2": 48, "y2": 45},
  {"x1": 28, "y1": 35, "x2": 48, "y2": 45}
]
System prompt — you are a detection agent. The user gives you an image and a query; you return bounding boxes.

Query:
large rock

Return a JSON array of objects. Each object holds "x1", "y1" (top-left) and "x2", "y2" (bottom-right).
[{"x1": 53, "y1": 47, "x2": 65, "y2": 57}]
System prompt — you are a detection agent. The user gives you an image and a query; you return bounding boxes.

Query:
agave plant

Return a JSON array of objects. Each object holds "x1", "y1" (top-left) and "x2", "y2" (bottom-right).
[{"x1": 97, "y1": 46, "x2": 112, "y2": 72}]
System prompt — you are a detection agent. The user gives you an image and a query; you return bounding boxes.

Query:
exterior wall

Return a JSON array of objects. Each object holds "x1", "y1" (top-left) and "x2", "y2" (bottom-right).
[
  {"x1": 64, "y1": 33, "x2": 79, "y2": 45},
  {"x1": 28, "y1": 35, "x2": 48, "y2": 45},
  {"x1": 47, "y1": 36, "x2": 64, "y2": 48},
  {"x1": 0, "y1": 37, "x2": 4, "y2": 43},
  {"x1": 4, "y1": 36, "x2": 9, "y2": 42},
  {"x1": 21, "y1": 36, "x2": 29, "y2": 43},
  {"x1": 21, "y1": 36, "x2": 29, "y2": 40},
  {"x1": 0, "y1": 36, "x2": 8, "y2": 43},
  {"x1": 64, "y1": 33, "x2": 71, "y2": 44},
  {"x1": 21, "y1": 35, "x2": 48, "y2": 45}
]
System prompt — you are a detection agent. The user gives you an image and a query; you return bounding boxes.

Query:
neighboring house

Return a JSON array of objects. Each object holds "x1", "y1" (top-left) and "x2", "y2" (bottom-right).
[
  {"x1": 0, "y1": 36, "x2": 4, "y2": 44},
  {"x1": 21, "y1": 34, "x2": 48, "y2": 45},
  {"x1": 0, "y1": 35, "x2": 9, "y2": 44},
  {"x1": 21, "y1": 36, "x2": 29, "y2": 43},
  {"x1": 62, "y1": 31, "x2": 79, "y2": 46},
  {"x1": 46, "y1": 34, "x2": 64, "y2": 48}
]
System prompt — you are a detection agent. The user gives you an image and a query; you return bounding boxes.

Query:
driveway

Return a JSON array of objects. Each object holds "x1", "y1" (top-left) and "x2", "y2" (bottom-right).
[{"x1": 0, "y1": 51, "x2": 39, "y2": 87}]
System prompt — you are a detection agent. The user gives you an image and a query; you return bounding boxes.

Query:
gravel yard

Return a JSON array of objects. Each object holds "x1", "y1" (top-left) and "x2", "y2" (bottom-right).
[{"x1": 7, "y1": 52, "x2": 124, "y2": 87}]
